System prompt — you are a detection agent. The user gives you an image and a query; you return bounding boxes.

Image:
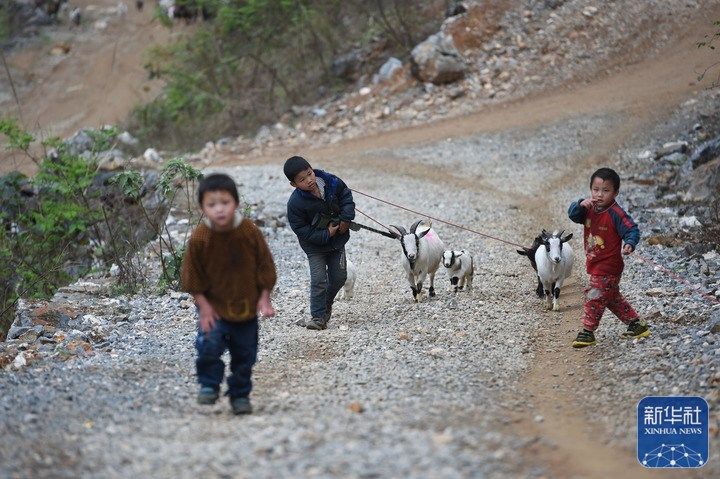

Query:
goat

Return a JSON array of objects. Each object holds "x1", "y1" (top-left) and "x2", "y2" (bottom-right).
[
  {"x1": 338, "y1": 259, "x2": 356, "y2": 300},
  {"x1": 388, "y1": 220, "x2": 445, "y2": 302},
  {"x1": 516, "y1": 234, "x2": 544, "y2": 298},
  {"x1": 442, "y1": 250, "x2": 474, "y2": 293},
  {"x1": 534, "y1": 230, "x2": 574, "y2": 311}
]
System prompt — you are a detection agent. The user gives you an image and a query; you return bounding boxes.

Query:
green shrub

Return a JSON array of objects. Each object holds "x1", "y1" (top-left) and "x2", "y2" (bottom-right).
[
  {"x1": 1, "y1": 119, "x2": 204, "y2": 337},
  {"x1": 131, "y1": 0, "x2": 445, "y2": 149}
]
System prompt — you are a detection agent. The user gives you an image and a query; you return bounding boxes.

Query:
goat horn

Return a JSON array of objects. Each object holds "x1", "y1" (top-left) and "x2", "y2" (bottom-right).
[
  {"x1": 410, "y1": 220, "x2": 423, "y2": 233},
  {"x1": 389, "y1": 224, "x2": 406, "y2": 236}
]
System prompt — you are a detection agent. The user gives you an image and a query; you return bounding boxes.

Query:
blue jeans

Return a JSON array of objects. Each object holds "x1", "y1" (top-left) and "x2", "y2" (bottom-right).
[
  {"x1": 307, "y1": 248, "x2": 347, "y2": 319},
  {"x1": 195, "y1": 318, "x2": 258, "y2": 398}
]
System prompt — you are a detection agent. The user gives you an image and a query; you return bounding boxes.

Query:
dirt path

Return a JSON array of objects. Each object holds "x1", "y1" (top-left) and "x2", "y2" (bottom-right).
[{"x1": 237, "y1": 20, "x2": 717, "y2": 478}]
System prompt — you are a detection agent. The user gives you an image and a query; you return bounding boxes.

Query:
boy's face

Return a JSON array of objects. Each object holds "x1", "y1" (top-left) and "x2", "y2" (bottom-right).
[
  {"x1": 200, "y1": 190, "x2": 238, "y2": 231},
  {"x1": 589, "y1": 177, "x2": 618, "y2": 210},
  {"x1": 291, "y1": 167, "x2": 316, "y2": 192}
]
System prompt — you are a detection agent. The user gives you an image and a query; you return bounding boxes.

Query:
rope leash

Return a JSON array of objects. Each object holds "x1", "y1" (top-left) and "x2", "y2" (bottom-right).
[
  {"x1": 355, "y1": 206, "x2": 392, "y2": 231},
  {"x1": 633, "y1": 253, "x2": 720, "y2": 306},
  {"x1": 350, "y1": 187, "x2": 525, "y2": 249}
]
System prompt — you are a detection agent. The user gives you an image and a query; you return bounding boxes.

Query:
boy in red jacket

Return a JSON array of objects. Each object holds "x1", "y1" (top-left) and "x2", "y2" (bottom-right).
[{"x1": 568, "y1": 167, "x2": 650, "y2": 348}]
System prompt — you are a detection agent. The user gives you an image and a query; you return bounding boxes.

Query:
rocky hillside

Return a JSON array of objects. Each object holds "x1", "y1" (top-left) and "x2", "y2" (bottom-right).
[
  {"x1": 190, "y1": 0, "x2": 715, "y2": 161},
  {"x1": 1, "y1": 1, "x2": 719, "y2": 478}
]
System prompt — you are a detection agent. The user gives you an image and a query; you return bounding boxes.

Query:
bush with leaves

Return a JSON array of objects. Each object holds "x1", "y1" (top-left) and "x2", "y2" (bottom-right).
[
  {"x1": 0, "y1": 118, "x2": 203, "y2": 337},
  {"x1": 110, "y1": 158, "x2": 203, "y2": 290},
  {"x1": 131, "y1": 0, "x2": 445, "y2": 149},
  {"x1": 0, "y1": 119, "x2": 103, "y2": 338}
]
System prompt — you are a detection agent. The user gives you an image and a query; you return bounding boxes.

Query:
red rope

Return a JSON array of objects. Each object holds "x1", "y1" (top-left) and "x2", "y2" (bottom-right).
[
  {"x1": 355, "y1": 207, "x2": 392, "y2": 231},
  {"x1": 633, "y1": 253, "x2": 720, "y2": 306},
  {"x1": 350, "y1": 187, "x2": 525, "y2": 249}
]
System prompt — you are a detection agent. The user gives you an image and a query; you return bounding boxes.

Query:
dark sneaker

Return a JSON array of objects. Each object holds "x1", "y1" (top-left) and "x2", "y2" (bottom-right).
[
  {"x1": 572, "y1": 329, "x2": 597, "y2": 348},
  {"x1": 621, "y1": 320, "x2": 650, "y2": 339},
  {"x1": 197, "y1": 386, "x2": 219, "y2": 405},
  {"x1": 306, "y1": 317, "x2": 325, "y2": 330},
  {"x1": 230, "y1": 396, "x2": 252, "y2": 415}
]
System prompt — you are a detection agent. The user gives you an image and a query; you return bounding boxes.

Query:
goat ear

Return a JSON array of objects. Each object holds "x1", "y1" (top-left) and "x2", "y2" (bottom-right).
[
  {"x1": 417, "y1": 227, "x2": 431, "y2": 238},
  {"x1": 410, "y1": 220, "x2": 423, "y2": 233},
  {"x1": 517, "y1": 249, "x2": 528, "y2": 256},
  {"x1": 561, "y1": 233, "x2": 573, "y2": 243}
]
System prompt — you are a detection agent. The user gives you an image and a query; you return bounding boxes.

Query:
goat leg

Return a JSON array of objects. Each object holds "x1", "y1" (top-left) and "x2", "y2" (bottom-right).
[{"x1": 544, "y1": 287, "x2": 553, "y2": 309}]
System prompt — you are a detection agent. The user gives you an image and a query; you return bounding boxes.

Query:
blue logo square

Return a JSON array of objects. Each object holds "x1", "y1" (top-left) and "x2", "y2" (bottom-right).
[{"x1": 637, "y1": 396, "x2": 709, "y2": 468}]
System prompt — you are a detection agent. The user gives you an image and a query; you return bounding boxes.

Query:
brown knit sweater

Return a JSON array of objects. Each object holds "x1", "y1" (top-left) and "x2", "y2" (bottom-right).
[{"x1": 181, "y1": 215, "x2": 277, "y2": 321}]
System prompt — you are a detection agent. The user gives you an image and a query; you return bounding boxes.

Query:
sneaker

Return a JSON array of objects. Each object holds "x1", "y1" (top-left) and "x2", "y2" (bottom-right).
[
  {"x1": 230, "y1": 396, "x2": 252, "y2": 415},
  {"x1": 621, "y1": 319, "x2": 650, "y2": 339},
  {"x1": 572, "y1": 329, "x2": 597, "y2": 348},
  {"x1": 197, "y1": 386, "x2": 219, "y2": 405},
  {"x1": 306, "y1": 317, "x2": 326, "y2": 330}
]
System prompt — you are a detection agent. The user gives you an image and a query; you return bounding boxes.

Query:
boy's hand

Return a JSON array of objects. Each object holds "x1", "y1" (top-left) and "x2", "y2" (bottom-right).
[
  {"x1": 257, "y1": 289, "x2": 275, "y2": 318},
  {"x1": 622, "y1": 244, "x2": 635, "y2": 255},
  {"x1": 193, "y1": 293, "x2": 219, "y2": 333},
  {"x1": 328, "y1": 223, "x2": 340, "y2": 237},
  {"x1": 337, "y1": 221, "x2": 350, "y2": 235},
  {"x1": 580, "y1": 198, "x2": 596, "y2": 209},
  {"x1": 198, "y1": 305, "x2": 219, "y2": 333},
  {"x1": 257, "y1": 299, "x2": 276, "y2": 318}
]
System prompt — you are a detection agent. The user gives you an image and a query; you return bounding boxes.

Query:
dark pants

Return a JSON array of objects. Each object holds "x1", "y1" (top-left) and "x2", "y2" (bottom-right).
[
  {"x1": 307, "y1": 248, "x2": 347, "y2": 319},
  {"x1": 195, "y1": 318, "x2": 258, "y2": 398}
]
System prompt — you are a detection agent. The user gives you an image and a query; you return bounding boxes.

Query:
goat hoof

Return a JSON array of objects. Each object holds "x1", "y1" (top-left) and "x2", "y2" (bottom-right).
[{"x1": 552, "y1": 304, "x2": 560, "y2": 311}]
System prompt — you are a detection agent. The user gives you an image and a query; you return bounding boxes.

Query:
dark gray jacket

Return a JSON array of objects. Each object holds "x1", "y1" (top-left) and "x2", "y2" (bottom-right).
[{"x1": 286, "y1": 170, "x2": 355, "y2": 254}]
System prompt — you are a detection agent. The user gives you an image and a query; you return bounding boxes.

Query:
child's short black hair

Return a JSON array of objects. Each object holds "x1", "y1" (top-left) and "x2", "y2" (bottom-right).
[
  {"x1": 283, "y1": 155, "x2": 312, "y2": 182},
  {"x1": 197, "y1": 173, "x2": 239, "y2": 205},
  {"x1": 590, "y1": 167, "x2": 620, "y2": 191}
]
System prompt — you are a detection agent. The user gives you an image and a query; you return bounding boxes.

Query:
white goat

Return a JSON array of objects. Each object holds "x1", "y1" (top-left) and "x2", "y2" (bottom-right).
[
  {"x1": 534, "y1": 230, "x2": 574, "y2": 311},
  {"x1": 338, "y1": 259, "x2": 356, "y2": 300},
  {"x1": 442, "y1": 250, "x2": 474, "y2": 293},
  {"x1": 389, "y1": 220, "x2": 445, "y2": 302}
]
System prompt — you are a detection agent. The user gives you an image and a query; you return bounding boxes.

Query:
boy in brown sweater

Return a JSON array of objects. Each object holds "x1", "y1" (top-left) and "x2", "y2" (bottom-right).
[{"x1": 181, "y1": 173, "x2": 277, "y2": 414}]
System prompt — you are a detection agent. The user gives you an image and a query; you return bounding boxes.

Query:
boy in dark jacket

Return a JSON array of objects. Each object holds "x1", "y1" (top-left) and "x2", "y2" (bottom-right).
[
  {"x1": 284, "y1": 156, "x2": 355, "y2": 330},
  {"x1": 568, "y1": 167, "x2": 649, "y2": 348}
]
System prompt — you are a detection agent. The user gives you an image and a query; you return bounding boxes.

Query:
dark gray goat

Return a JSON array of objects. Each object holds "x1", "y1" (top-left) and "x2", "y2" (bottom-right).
[{"x1": 516, "y1": 234, "x2": 545, "y2": 298}]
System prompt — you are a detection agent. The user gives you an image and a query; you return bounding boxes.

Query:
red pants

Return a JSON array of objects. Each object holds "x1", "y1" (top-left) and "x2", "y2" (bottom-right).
[{"x1": 582, "y1": 274, "x2": 639, "y2": 331}]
